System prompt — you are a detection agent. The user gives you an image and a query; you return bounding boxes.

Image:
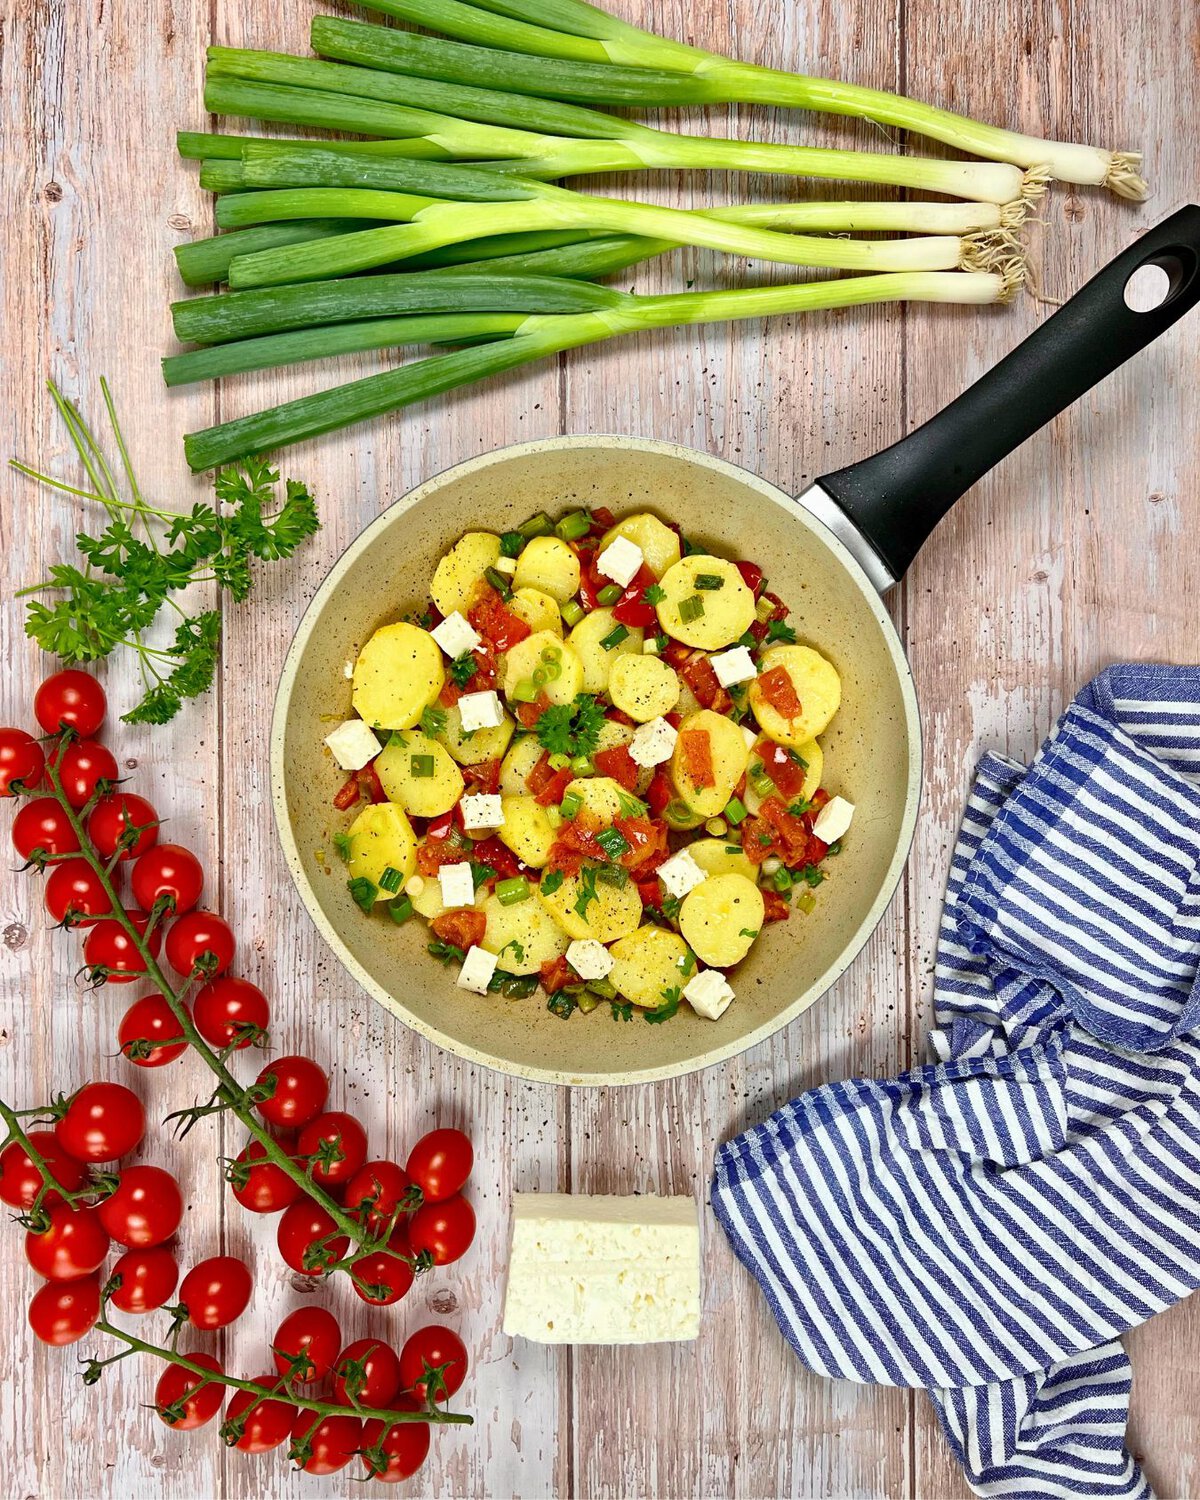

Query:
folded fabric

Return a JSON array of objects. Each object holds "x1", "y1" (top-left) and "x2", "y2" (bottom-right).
[{"x1": 712, "y1": 665, "x2": 1200, "y2": 1500}]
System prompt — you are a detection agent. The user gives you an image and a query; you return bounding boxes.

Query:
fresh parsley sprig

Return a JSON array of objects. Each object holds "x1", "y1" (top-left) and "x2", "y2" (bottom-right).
[{"x1": 534, "y1": 693, "x2": 605, "y2": 759}]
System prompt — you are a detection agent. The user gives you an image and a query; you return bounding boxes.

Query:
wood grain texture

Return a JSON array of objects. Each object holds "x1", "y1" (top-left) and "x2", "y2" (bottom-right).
[{"x1": 1, "y1": 0, "x2": 1197, "y2": 1495}]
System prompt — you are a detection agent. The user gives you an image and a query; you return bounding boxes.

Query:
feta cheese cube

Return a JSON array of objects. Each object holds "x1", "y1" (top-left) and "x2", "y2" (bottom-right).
[
  {"x1": 439, "y1": 861, "x2": 476, "y2": 909},
  {"x1": 629, "y1": 716, "x2": 677, "y2": 768},
  {"x1": 566, "y1": 938, "x2": 614, "y2": 981},
  {"x1": 492, "y1": 555, "x2": 518, "y2": 576},
  {"x1": 461, "y1": 793, "x2": 503, "y2": 831},
  {"x1": 457, "y1": 944, "x2": 498, "y2": 995},
  {"x1": 812, "y1": 795, "x2": 854, "y2": 845},
  {"x1": 709, "y1": 645, "x2": 757, "y2": 688},
  {"x1": 431, "y1": 611, "x2": 482, "y2": 660},
  {"x1": 323, "y1": 718, "x2": 382, "y2": 771},
  {"x1": 741, "y1": 724, "x2": 759, "y2": 752},
  {"x1": 683, "y1": 969, "x2": 735, "y2": 1020},
  {"x1": 657, "y1": 849, "x2": 707, "y2": 900},
  {"x1": 596, "y1": 535, "x2": 644, "y2": 588},
  {"x1": 458, "y1": 689, "x2": 504, "y2": 732}
]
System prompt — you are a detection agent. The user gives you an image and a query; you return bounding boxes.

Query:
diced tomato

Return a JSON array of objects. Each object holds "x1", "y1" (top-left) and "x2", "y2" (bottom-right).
[
  {"x1": 587, "y1": 507, "x2": 616, "y2": 537},
  {"x1": 636, "y1": 878, "x2": 663, "y2": 910},
  {"x1": 757, "y1": 665, "x2": 802, "y2": 722},
  {"x1": 662, "y1": 641, "x2": 691, "y2": 671},
  {"x1": 759, "y1": 796, "x2": 819, "y2": 867},
  {"x1": 358, "y1": 762, "x2": 387, "y2": 804},
  {"x1": 462, "y1": 759, "x2": 502, "y2": 795},
  {"x1": 761, "y1": 889, "x2": 790, "y2": 924},
  {"x1": 577, "y1": 559, "x2": 606, "y2": 613},
  {"x1": 592, "y1": 744, "x2": 639, "y2": 791},
  {"x1": 606, "y1": 707, "x2": 635, "y2": 727},
  {"x1": 678, "y1": 652, "x2": 733, "y2": 714},
  {"x1": 616, "y1": 816, "x2": 668, "y2": 873},
  {"x1": 611, "y1": 565, "x2": 659, "y2": 628},
  {"x1": 540, "y1": 956, "x2": 574, "y2": 994},
  {"x1": 431, "y1": 909, "x2": 486, "y2": 951},
  {"x1": 426, "y1": 811, "x2": 455, "y2": 841},
  {"x1": 415, "y1": 819, "x2": 471, "y2": 876},
  {"x1": 469, "y1": 836, "x2": 520, "y2": 881},
  {"x1": 759, "y1": 740, "x2": 810, "y2": 800},
  {"x1": 526, "y1": 753, "x2": 573, "y2": 808},
  {"x1": 740, "y1": 815, "x2": 776, "y2": 866},
  {"x1": 546, "y1": 814, "x2": 607, "y2": 874},
  {"x1": 468, "y1": 586, "x2": 531, "y2": 654},
  {"x1": 646, "y1": 771, "x2": 673, "y2": 819},
  {"x1": 333, "y1": 775, "x2": 360, "y2": 811},
  {"x1": 516, "y1": 695, "x2": 550, "y2": 729},
  {"x1": 678, "y1": 730, "x2": 715, "y2": 789},
  {"x1": 439, "y1": 648, "x2": 497, "y2": 708},
  {"x1": 749, "y1": 590, "x2": 790, "y2": 644},
  {"x1": 735, "y1": 560, "x2": 765, "y2": 595}
]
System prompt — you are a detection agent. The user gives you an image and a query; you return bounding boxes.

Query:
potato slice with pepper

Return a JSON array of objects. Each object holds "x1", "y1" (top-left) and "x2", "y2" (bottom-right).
[
  {"x1": 537, "y1": 865, "x2": 642, "y2": 943},
  {"x1": 568, "y1": 607, "x2": 643, "y2": 694},
  {"x1": 498, "y1": 795, "x2": 556, "y2": 869},
  {"x1": 500, "y1": 734, "x2": 546, "y2": 795},
  {"x1": 679, "y1": 873, "x2": 765, "y2": 967},
  {"x1": 345, "y1": 803, "x2": 416, "y2": 900},
  {"x1": 670, "y1": 709, "x2": 749, "y2": 819},
  {"x1": 513, "y1": 536, "x2": 580, "y2": 603},
  {"x1": 509, "y1": 587, "x2": 563, "y2": 638},
  {"x1": 374, "y1": 728, "x2": 463, "y2": 817},
  {"x1": 352, "y1": 622, "x2": 444, "y2": 731},
  {"x1": 608, "y1": 925, "x2": 694, "y2": 1009},
  {"x1": 430, "y1": 532, "x2": 501, "y2": 618},
  {"x1": 655, "y1": 555, "x2": 755, "y2": 650},
  {"x1": 502, "y1": 631, "x2": 584, "y2": 708},
  {"x1": 480, "y1": 891, "x2": 568, "y2": 975},
  {"x1": 608, "y1": 654, "x2": 680, "y2": 722},
  {"x1": 599, "y1": 513, "x2": 681, "y2": 580},
  {"x1": 748, "y1": 645, "x2": 841, "y2": 747},
  {"x1": 687, "y1": 836, "x2": 757, "y2": 882}
]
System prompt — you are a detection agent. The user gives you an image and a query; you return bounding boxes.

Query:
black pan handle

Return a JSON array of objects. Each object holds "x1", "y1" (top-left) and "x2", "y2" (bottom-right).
[{"x1": 815, "y1": 204, "x2": 1200, "y2": 583}]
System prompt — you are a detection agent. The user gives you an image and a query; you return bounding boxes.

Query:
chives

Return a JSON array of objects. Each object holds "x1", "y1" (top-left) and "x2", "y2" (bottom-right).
[
  {"x1": 561, "y1": 599, "x2": 584, "y2": 627},
  {"x1": 677, "y1": 595, "x2": 704, "y2": 623},
  {"x1": 511, "y1": 678, "x2": 539, "y2": 703},
  {"x1": 496, "y1": 876, "x2": 531, "y2": 905},
  {"x1": 519, "y1": 511, "x2": 554, "y2": 538},
  {"x1": 560, "y1": 790, "x2": 582, "y2": 819},
  {"x1": 410, "y1": 754, "x2": 435, "y2": 778},
  {"x1": 599, "y1": 624, "x2": 629, "y2": 651},
  {"x1": 724, "y1": 797, "x2": 748, "y2": 826},
  {"x1": 596, "y1": 584, "x2": 622, "y2": 605},
  {"x1": 379, "y1": 865, "x2": 404, "y2": 893},
  {"x1": 554, "y1": 510, "x2": 591, "y2": 540},
  {"x1": 596, "y1": 827, "x2": 630, "y2": 859},
  {"x1": 569, "y1": 754, "x2": 593, "y2": 775},
  {"x1": 694, "y1": 573, "x2": 724, "y2": 590},
  {"x1": 388, "y1": 893, "x2": 415, "y2": 922}
]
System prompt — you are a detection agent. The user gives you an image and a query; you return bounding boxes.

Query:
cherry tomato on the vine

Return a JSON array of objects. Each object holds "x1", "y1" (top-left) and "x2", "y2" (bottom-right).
[
  {"x1": 0, "y1": 728, "x2": 45, "y2": 797},
  {"x1": 332, "y1": 1338, "x2": 402, "y2": 1409},
  {"x1": 276, "y1": 1201, "x2": 348, "y2": 1275},
  {"x1": 108, "y1": 1245, "x2": 179, "y2": 1313},
  {"x1": 227, "y1": 1138, "x2": 302, "y2": 1215},
  {"x1": 55, "y1": 1081, "x2": 145, "y2": 1163},
  {"x1": 296, "y1": 1111, "x2": 368, "y2": 1188},
  {"x1": 12, "y1": 797, "x2": 80, "y2": 862},
  {"x1": 179, "y1": 1255, "x2": 253, "y2": 1331},
  {"x1": 155, "y1": 1351, "x2": 225, "y2": 1429},
  {"x1": 0, "y1": 1129, "x2": 88, "y2": 1209},
  {"x1": 409, "y1": 1194, "x2": 475, "y2": 1267},
  {"x1": 25, "y1": 1203, "x2": 110, "y2": 1280},
  {"x1": 44, "y1": 857, "x2": 115, "y2": 928},
  {"x1": 96, "y1": 1164, "x2": 184, "y2": 1249},
  {"x1": 290, "y1": 1409, "x2": 363, "y2": 1476},
  {"x1": 345, "y1": 1160, "x2": 414, "y2": 1234},
  {"x1": 87, "y1": 793, "x2": 159, "y2": 862},
  {"x1": 130, "y1": 843, "x2": 204, "y2": 917},
  {"x1": 82, "y1": 909, "x2": 162, "y2": 984},
  {"x1": 34, "y1": 671, "x2": 106, "y2": 737},
  {"x1": 193, "y1": 976, "x2": 269, "y2": 1051},
  {"x1": 351, "y1": 1228, "x2": 414, "y2": 1308},
  {"x1": 28, "y1": 1273, "x2": 102, "y2": 1346},
  {"x1": 222, "y1": 1378, "x2": 296, "y2": 1453},
  {"x1": 253, "y1": 1054, "x2": 328, "y2": 1130},
  {"x1": 164, "y1": 910, "x2": 235, "y2": 978},
  {"x1": 360, "y1": 1402, "x2": 431, "y2": 1483},
  {"x1": 399, "y1": 1325, "x2": 468, "y2": 1404},
  {"x1": 48, "y1": 738, "x2": 119, "y2": 808},
  {"x1": 118, "y1": 993, "x2": 189, "y2": 1067},
  {"x1": 271, "y1": 1306, "x2": 342, "y2": 1384},
  {"x1": 406, "y1": 1128, "x2": 473, "y2": 1205}
]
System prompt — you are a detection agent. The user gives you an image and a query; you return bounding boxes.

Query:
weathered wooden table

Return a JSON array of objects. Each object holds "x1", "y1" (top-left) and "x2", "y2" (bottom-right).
[{"x1": 3, "y1": 0, "x2": 1198, "y2": 1494}]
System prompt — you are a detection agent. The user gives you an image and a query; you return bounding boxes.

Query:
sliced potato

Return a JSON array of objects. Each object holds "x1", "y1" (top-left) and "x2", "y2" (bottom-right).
[
  {"x1": 748, "y1": 645, "x2": 842, "y2": 747},
  {"x1": 599, "y1": 512, "x2": 681, "y2": 579},
  {"x1": 744, "y1": 737, "x2": 824, "y2": 815},
  {"x1": 480, "y1": 891, "x2": 569, "y2": 975},
  {"x1": 500, "y1": 733, "x2": 546, "y2": 795},
  {"x1": 537, "y1": 866, "x2": 642, "y2": 943},
  {"x1": 655, "y1": 555, "x2": 755, "y2": 650},
  {"x1": 513, "y1": 536, "x2": 580, "y2": 603},
  {"x1": 498, "y1": 795, "x2": 557, "y2": 868},
  {"x1": 565, "y1": 775, "x2": 630, "y2": 824},
  {"x1": 430, "y1": 532, "x2": 501, "y2": 618},
  {"x1": 608, "y1": 926, "x2": 694, "y2": 1009},
  {"x1": 345, "y1": 803, "x2": 416, "y2": 899},
  {"x1": 609, "y1": 653, "x2": 680, "y2": 722},
  {"x1": 352, "y1": 623, "x2": 444, "y2": 731},
  {"x1": 567, "y1": 608, "x2": 643, "y2": 694},
  {"x1": 679, "y1": 873, "x2": 765, "y2": 967},
  {"x1": 594, "y1": 718, "x2": 634, "y2": 753},
  {"x1": 502, "y1": 631, "x2": 584, "y2": 708},
  {"x1": 440, "y1": 699, "x2": 515, "y2": 766},
  {"x1": 509, "y1": 586, "x2": 562, "y2": 638},
  {"x1": 687, "y1": 836, "x2": 757, "y2": 882},
  {"x1": 374, "y1": 729, "x2": 463, "y2": 817},
  {"x1": 670, "y1": 709, "x2": 749, "y2": 819}
]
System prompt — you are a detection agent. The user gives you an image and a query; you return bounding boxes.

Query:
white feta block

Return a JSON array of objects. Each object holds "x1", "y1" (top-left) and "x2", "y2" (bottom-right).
[
  {"x1": 741, "y1": 724, "x2": 759, "y2": 752},
  {"x1": 595, "y1": 536, "x2": 644, "y2": 589},
  {"x1": 438, "y1": 861, "x2": 476, "y2": 909},
  {"x1": 461, "y1": 793, "x2": 504, "y2": 831},
  {"x1": 629, "y1": 716, "x2": 677, "y2": 768},
  {"x1": 324, "y1": 718, "x2": 382, "y2": 772},
  {"x1": 709, "y1": 645, "x2": 757, "y2": 688},
  {"x1": 458, "y1": 689, "x2": 505, "y2": 732},
  {"x1": 503, "y1": 1193, "x2": 701, "y2": 1344},
  {"x1": 456, "y1": 944, "x2": 498, "y2": 995},
  {"x1": 492, "y1": 555, "x2": 518, "y2": 576},
  {"x1": 812, "y1": 795, "x2": 855, "y2": 845},
  {"x1": 683, "y1": 968, "x2": 735, "y2": 1021},
  {"x1": 566, "y1": 938, "x2": 614, "y2": 981},
  {"x1": 657, "y1": 849, "x2": 707, "y2": 900},
  {"x1": 431, "y1": 611, "x2": 482, "y2": 660}
]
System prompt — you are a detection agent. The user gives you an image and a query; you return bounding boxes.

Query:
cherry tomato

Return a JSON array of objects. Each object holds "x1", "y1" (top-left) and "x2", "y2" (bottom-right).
[
  {"x1": 155, "y1": 1351, "x2": 225, "y2": 1429},
  {"x1": 118, "y1": 993, "x2": 189, "y2": 1067},
  {"x1": 193, "y1": 976, "x2": 269, "y2": 1050},
  {"x1": 179, "y1": 1255, "x2": 253, "y2": 1331},
  {"x1": 0, "y1": 728, "x2": 45, "y2": 797},
  {"x1": 276, "y1": 1200, "x2": 348, "y2": 1274},
  {"x1": 253, "y1": 1055, "x2": 328, "y2": 1130},
  {"x1": 48, "y1": 738, "x2": 119, "y2": 808},
  {"x1": 296, "y1": 1111, "x2": 368, "y2": 1188},
  {"x1": 332, "y1": 1338, "x2": 402, "y2": 1408},
  {"x1": 35, "y1": 670, "x2": 107, "y2": 737},
  {"x1": 0, "y1": 1129, "x2": 88, "y2": 1209},
  {"x1": 108, "y1": 1245, "x2": 179, "y2": 1313},
  {"x1": 164, "y1": 910, "x2": 235, "y2": 978},
  {"x1": 55, "y1": 1081, "x2": 145, "y2": 1163},
  {"x1": 82, "y1": 909, "x2": 162, "y2": 985},
  {"x1": 44, "y1": 857, "x2": 115, "y2": 928},
  {"x1": 228, "y1": 1138, "x2": 302, "y2": 1214},
  {"x1": 399, "y1": 1325, "x2": 468, "y2": 1403},
  {"x1": 360, "y1": 1402, "x2": 431, "y2": 1483},
  {"x1": 271, "y1": 1306, "x2": 341, "y2": 1384},
  {"x1": 290, "y1": 1409, "x2": 363, "y2": 1476},
  {"x1": 351, "y1": 1228, "x2": 414, "y2": 1308},
  {"x1": 87, "y1": 793, "x2": 158, "y2": 862},
  {"x1": 345, "y1": 1160, "x2": 414, "y2": 1234},
  {"x1": 96, "y1": 1164, "x2": 184, "y2": 1248},
  {"x1": 12, "y1": 797, "x2": 80, "y2": 861},
  {"x1": 25, "y1": 1203, "x2": 110, "y2": 1280},
  {"x1": 222, "y1": 1378, "x2": 296, "y2": 1453},
  {"x1": 406, "y1": 1129, "x2": 473, "y2": 1205},
  {"x1": 130, "y1": 843, "x2": 204, "y2": 917},
  {"x1": 28, "y1": 1273, "x2": 101, "y2": 1346},
  {"x1": 409, "y1": 1194, "x2": 475, "y2": 1267}
]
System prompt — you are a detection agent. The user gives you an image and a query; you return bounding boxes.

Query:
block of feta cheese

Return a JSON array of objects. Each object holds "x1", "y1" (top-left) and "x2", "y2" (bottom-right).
[
  {"x1": 461, "y1": 793, "x2": 503, "y2": 832},
  {"x1": 456, "y1": 944, "x2": 498, "y2": 996},
  {"x1": 458, "y1": 689, "x2": 505, "y2": 733},
  {"x1": 683, "y1": 969, "x2": 735, "y2": 1021},
  {"x1": 492, "y1": 555, "x2": 517, "y2": 576},
  {"x1": 709, "y1": 645, "x2": 757, "y2": 688},
  {"x1": 438, "y1": 861, "x2": 476, "y2": 909},
  {"x1": 595, "y1": 536, "x2": 644, "y2": 589},
  {"x1": 566, "y1": 938, "x2": 613, "y2": 981},
  {"x1": 812, "y1": 795, "x2": 854, "y2": 845},
  {"x1": 629, "y1": 715, "x2": 678, "y2": 768},
  {"x1": 503, "y1": 1194, "x2": 701, "y2": 1344},
  {"x1": 657, "y1": 849, "x2": 707, "y2": 900},
  {"x1": 430, "y1": 610, "x2": 482, "y2": 660},
  {"x1": 741, "y1": 724, "x2": 759, "y2": 752},
  {"x1": 324, "y1": 719, "x2": 382, "y2": 771}
]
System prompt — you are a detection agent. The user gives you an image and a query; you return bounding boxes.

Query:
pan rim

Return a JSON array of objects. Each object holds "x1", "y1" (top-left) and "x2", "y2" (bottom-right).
[{"x1": 271, "y1": 434, "x2": 923, "y2": 1087}]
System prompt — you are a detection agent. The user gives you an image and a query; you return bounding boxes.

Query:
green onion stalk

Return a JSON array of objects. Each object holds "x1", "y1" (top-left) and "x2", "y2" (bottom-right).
[
  {"x1": 340, "y1": 0, "x2": 1146, "y2": 196},
  {"x1": 179, "y1": 268, "x2": 1018, "y2": 471}
]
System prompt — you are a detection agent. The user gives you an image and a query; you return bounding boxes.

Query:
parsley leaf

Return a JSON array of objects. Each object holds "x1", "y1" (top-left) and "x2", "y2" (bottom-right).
[
  {"x1": 449, "y1": 654, "x2": 478, "y2": 688},
  {"x1": 348, "y1": 877, "x2": 377, "y2": 914},
  {"x1": 420, "y1": 706, "x2": 447, "y2": 738},
  {"x1": 541, "y1": 869, "x2": 565, "y2": 896},
  {"x1": 610, "y1": 1000, "x2": 634, "y2": 1022},
  {"x1": 765, "y1": 619, "x2": 797, "y2": 645},
  {"x1": 573, "y1": 866, "x2": 599, "y2": 921},
  {"x1": 644, "y1": 985, "x2": 682, "y2": 1024},
  {"x1": 534, "y1": 694, "x2": 605, "y2": 759},
  {"x1": 642, "y1": 583, "x2": 666, "y2": 606},
  {"x1": 428, "y1": 939, "x2": 465, "y2": 964}
]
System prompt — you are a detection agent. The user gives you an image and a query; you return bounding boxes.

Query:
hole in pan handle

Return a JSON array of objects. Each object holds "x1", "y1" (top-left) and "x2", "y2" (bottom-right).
[{"x1": 810, "y1": 204, "x2": 1200, "y2": 590}]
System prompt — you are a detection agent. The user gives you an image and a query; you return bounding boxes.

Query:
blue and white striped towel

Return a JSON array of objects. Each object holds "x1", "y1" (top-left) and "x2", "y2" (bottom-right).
[{"x1": 712, "y1": 665, "x2": 1200, "y2": 1500}]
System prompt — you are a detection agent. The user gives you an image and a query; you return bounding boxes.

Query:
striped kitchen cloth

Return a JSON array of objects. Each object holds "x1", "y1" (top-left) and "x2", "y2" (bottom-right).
[{"x1": 712, "y1": 664, "x2": 1200, "y2": 1500}]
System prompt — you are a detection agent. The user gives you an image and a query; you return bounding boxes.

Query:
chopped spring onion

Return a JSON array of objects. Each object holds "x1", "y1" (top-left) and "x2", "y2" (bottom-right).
[
  {"x1": 773, "y1": 867, "x2": 794, "y2": 893},
  {"x1": 520, "y1": 511, "x2": 554, "y2": 538},
  {"x1": 379, "y1": 865, "x2": 404, "y2": 893},
  {"x1": 511, "y1": 678, "x2": 539, "y2": 703},
  {"x1": 796, "y1": 891, "x2": 817, "y2": 915},
  {"x1": 595, "y1": 584, "x2": 622, "y2": 605},
  {"x1": 599, "y1": 624, "x2": 629, "y2": 650},
  {"x1": 388, "y1": 893, "x2": 415, "y2": 923},
  {"x1": 496, "y1": 876, "x2": 531, "y2": 905},
  {"x1": 723, "y1": 797, "x2": 748, "y2": 827},
  {"x1": 484, "y1": 565, "x2": 513, "y2": 596},
  {"x1": 693, "y1": 573, "x2": 724, "y2": 590},
  {"x1": 555, "y1": 509, "x2": 591, "y2": 540},
  {"x1": 548, "y1": 752, "x2": 572, "y2": 770},
  {"x1": 503, "y1": 974, "x2": 539, "y2": 998},
  {"x1": 596, "y1": 827, "x2": 630, "y2": 859},
  {"x1": 410, "y1": 754, "x2": 435, "y2": 778},
  {"x1": 569, "y1": 754, "x2": 593, "y2": 775},
  {"x1": 677, "y1": 595, "x2": 704, "y2": 624},
  {"x1": 560, "y1": 790, "x2": 582, "y2": 819},
  {"x1": 561, "y1": 599, "x2": 584, "y2": 627},
  {"x1": 662, "y1": 799, "x2": 693, "y2": 828}
]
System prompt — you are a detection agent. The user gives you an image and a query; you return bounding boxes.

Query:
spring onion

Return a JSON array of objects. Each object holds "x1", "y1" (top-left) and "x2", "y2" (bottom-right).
[
  {"x1": 547, "y1": 752, "x2": 572, "y2": 770},
  {"x1": 723, "y1": 798, "x2": 748, "y2": 827},
  {"x1": 496, "y1": 876, "x2": 531, "y2": 904},
  {"x1": 519, "y1": 511, "x2": 554, "y2": 537},
  {"x1": 555, "y1": 510, "x2": 591, "y2": 540},
  {"x1": 678, "y1": 595, "x2": 704, "y2": 623},
  {"x1": 693, "y1": 573, "x2": 723, "y2": 590},
  {"x1": 569, "y1": 754, "x2": 593, "y2": 775},
  {"x1": 595, "y1": 584, "x2": 622, "y2": 605},
  {"x1": 410, "y1": 754, "x2": 435, "y2": 778},
  {"x1": 560, "y1": 790, "x2": 582, "y2": 820},
  {"x1": 511, "y1": 677, "x2": 539, "y2": 703},
  {"x1": 388, "y1": 894, "x2": 415, "y2": 923},
  {"x1": 561, "y1": 599, "x2": 584, "y2": 627},
  {"x1": 596, "y1": 827, "x2": 630, "y2": 859},
  {"x1": 379, "y1": 865, "x2": 404, "y2": 893},
  {"x1": 599, "y1": 624, "x2": 628, "y2": 650}
]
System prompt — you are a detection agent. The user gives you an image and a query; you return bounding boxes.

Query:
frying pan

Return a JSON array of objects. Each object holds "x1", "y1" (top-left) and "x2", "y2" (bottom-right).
[{"x1": 272, "y1": 206, "x2": 1200, "y2": 1086}]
